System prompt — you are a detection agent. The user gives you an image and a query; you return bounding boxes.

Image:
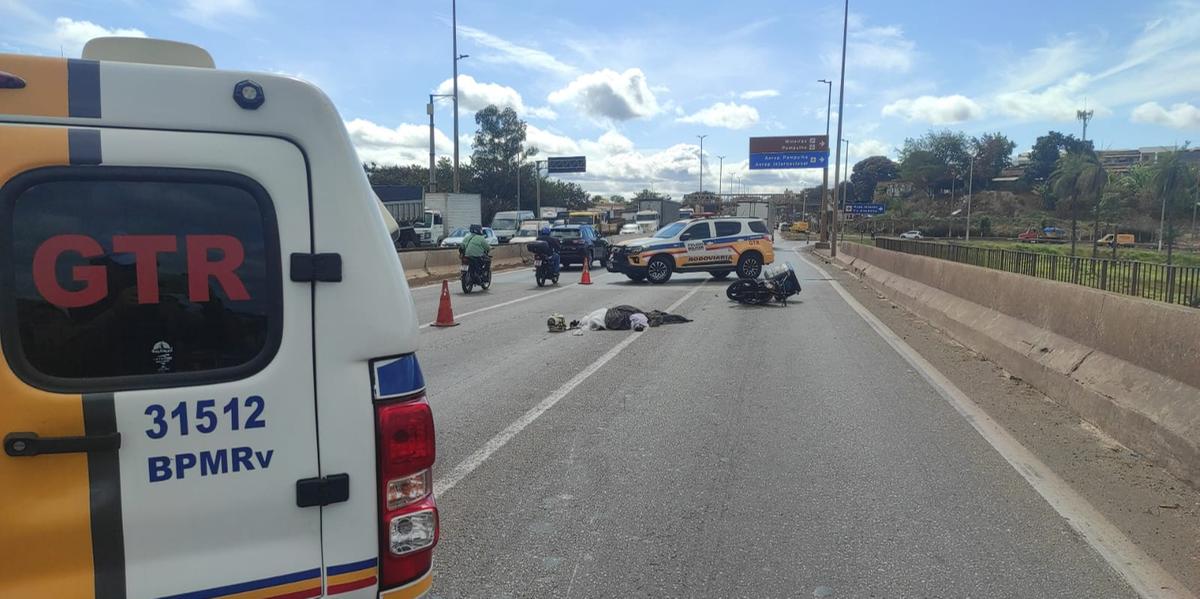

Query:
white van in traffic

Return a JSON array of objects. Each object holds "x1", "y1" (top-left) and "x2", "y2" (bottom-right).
[
  {"x1": 490, "y1": 210, "x2": 535, "y2": 243},
  {"x1": 0, "y1": 39, "x2": 436, "y2": 598}
]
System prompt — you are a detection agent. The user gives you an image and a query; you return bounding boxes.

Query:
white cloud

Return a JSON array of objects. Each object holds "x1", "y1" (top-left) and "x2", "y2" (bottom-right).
[
  {"x1": 177, "y1": 0, "x2": 257, "y2": 26},
  {"x1": 435, "y1": 75, "x2": 556, "y2": 120},
  {"x1": 845, "y1": 24, "x2": 916, "y2": 72},
  {"x1": 457, "y1": 24, "x2": 575, "y2": 75},
  {"x1": 0, "y1": 0, "x2": 43, "y2": 23},
  {"x1": 548, "y1": 68, "x2": 660, "y2": 121},
  {"x1": 45, "y1": 17, "x2": 146, "y2": 56},
  {"x1": 344, "y1": 118, "x2": 452, "y2": 166},
  {"x1": 740, "y1": 89, "x2": 780, "y2": 100},
  {"x1": 676, "y1": 102, "x2": 760, "y2": 129},
  {"x1": 1131, "y1": 101, "x2": 1200, "y2": 129},
  {"x1": 847, "y1": 139, "x2": 892, "y2": 161},
  {"x1": 525, "y1": 125, "x2": 580, "y2": 156},
  {"x1": 881, "y1": 94, "x2": 984, "y2": 124},
  {"x1": 992, "y1": 73, "x2": 1104, "y2": 121},
  {"x1": 1001, "y1": 36, "x2": 1090, "y2": 91}
]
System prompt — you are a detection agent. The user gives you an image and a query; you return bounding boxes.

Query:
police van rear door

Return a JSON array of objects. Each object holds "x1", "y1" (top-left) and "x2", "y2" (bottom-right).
[{"x1": 0, "y1": 123, "x2": 322, "y2": 598}]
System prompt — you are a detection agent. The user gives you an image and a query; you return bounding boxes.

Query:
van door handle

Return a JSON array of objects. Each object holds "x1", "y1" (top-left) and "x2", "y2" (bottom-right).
[{"x1": 4, "y1": 431, "x2": 121, "y2": 457}]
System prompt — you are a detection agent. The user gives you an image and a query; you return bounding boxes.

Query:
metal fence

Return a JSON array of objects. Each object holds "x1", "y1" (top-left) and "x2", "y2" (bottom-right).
[{"x1": 874, "y1": 238, "x2": 1200, "y2": 308}]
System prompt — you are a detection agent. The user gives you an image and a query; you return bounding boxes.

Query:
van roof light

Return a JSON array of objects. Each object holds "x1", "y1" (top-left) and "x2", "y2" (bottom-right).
[{"x1": 82, "y1": 37, "x2": 215, "y2": 68}]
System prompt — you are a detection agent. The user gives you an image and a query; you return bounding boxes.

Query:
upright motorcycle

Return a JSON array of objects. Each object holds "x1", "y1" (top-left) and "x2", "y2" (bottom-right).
[
  {"x1": 527, "y1": 241, "x2": 560, "y2": 287},
  {"x1": 725, "y1": 262, "x2": 802, "y2": 305},
  {"x1": 460, "y1": 254, "x2": 492, "y2": 294}
]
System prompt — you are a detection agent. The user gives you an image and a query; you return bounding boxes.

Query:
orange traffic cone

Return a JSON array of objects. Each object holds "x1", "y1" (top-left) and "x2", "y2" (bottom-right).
[
  {"x1": 580, "y1": 258, "x2": 593, "y2": 285},
  {"x1": 431, "y1": 280, "x2": 460, "y2": 327}
]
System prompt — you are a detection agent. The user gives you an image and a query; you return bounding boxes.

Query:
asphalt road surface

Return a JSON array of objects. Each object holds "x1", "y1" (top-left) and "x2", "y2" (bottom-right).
[{"x1": 412, "y1": 240, "x2": 1139, "y2": 598}]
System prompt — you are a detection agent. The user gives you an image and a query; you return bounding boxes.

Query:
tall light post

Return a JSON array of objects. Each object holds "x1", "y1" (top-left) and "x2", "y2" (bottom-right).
[
  {"x1": 841, "y1": 138, "x2": 850, "y2": 234},
  {"x1": 717, "y1": 155, "x2": 726, "y2": 200},
  {"x1": 696, "y1": 134, "x2": 708, "y2": 193},
  {"x1": 427, "y1": 93, "x2": 454, "y2": 192},
  {"x1": 830, "y1": 0, "x2": 849, "y2": 258},
  {"x1": 451, "y1": 0, "x2": 467, "y2": 192},
  {"x1": 818, "y1": 79, "x2": 832, "y2": 238},
  {"x1": 965, "y1": 154, "x2": 975, "y2": 241},
  {"x1": 534, "y1": 160, "x2": 545, "y2": 218}
]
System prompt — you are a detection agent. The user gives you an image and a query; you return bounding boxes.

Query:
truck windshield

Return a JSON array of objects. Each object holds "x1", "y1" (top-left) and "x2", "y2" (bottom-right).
[
  {"x1": 492, "y1": 218, "x2": 518, "y2": 231},
  {"x1": 654, "y1": 222, "x2": 686, "y2": 238}
]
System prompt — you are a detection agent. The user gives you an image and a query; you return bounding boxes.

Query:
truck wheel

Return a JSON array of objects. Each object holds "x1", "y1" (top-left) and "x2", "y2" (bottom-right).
[
  {"x1": 736, "y1": 252, "x2": 763, "y2": 279},
  {"x1": 646, "y1": 256, "x2": 673, "y2": 284}
]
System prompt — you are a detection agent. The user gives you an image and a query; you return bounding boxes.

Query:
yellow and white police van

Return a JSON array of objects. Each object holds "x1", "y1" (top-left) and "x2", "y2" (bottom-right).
[
  {"x1": 606, "y1": 217, "x2": 774, "y2": 283},
  {"x1": 0, "y1": 39, "x2": 436, "y2": 598}
]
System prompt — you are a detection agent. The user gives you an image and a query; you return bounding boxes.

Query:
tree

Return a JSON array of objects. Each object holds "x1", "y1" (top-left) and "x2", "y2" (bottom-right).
[
  {"x1": 1150, "y1": 147, "x2": 1198, "y2": 266},
  {"x1": 472, "y1": 105, "x2": 536, "y2": 215},
  {"x1": 609, "y1": 194, "x2": 627, "y2": 204},
  {"x1": 970, "y1": 132, "x2": 1016, "y2": 187},
  {"x1": 849, "y1": 156, "x2": 899, "y2": 203},
  {"x1": 1099, "y1": 168, "x2": 1145, "y2": 258},
  {"x1": 1050, "y1": 151, "x2": 1106, "y2": 256},
  {"x1": 632, "y1": 189, "x2": 670, "y2": 202},
  {"x1": 1025, "y1": 131, "x2": 1093, "y2": 183},
  {"x1": 899, "y1": 130, "x2": 970, "y2": 191},
  {"x1": 899, "y1": 150, "x2": 945, "y2": 196}
]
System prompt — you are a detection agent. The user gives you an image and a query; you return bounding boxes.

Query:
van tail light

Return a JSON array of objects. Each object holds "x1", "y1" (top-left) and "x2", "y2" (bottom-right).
[{"x1": 376, "y1": 395, "x2": 438, "y2": 589}]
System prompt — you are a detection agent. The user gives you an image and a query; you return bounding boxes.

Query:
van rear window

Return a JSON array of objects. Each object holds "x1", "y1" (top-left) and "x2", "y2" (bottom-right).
[{"x1": 0, "y1": 167, "x2": 281, "y2": 391}]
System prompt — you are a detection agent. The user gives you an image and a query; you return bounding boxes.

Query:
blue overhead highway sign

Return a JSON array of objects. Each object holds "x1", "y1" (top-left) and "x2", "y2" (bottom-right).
[
  {"x1": 748, "y1": 151, "x2": 829, "y2": 170},
  {"x1": 547, "y1": 156, "x2": 586, "y2": 174},
  {"x1": 843, "y1": 203, "x2": 886, "y2": 215}
]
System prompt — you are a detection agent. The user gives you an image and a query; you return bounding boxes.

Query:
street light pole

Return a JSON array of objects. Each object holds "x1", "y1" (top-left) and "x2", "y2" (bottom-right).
[
  {"x1": 830, "y1": 0, "x2": 849, "y2": 258},
  {"x1": 965, "y1": 155, "x2": 975, "y2": 241},
  {"x1": 841, "y1": 138, "x2": 850, "y2": 235},
  {"x1": 535, "y1": 160, "x2": 545, "y2": 218},
  {"x1": 428, "y1": 93, "x2": 454, "y2": 192},
  {"x1": 818, "y1": 79, "x2": 832, "y2": 239},
  {"x1": 717, "y1": 155, "x2": 725, "y2": 200},
  {"x1": 697, "y1": 134, "x2": 708, "y2": 193},
  {"x1": 452, "y1": 0, "x2": 460, "y2": 192}
]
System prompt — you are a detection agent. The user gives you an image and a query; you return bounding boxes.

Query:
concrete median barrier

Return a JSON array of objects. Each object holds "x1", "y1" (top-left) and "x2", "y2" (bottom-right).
[{"x1": 835, "y1": 241, "x2": 1200, "y2": 487}]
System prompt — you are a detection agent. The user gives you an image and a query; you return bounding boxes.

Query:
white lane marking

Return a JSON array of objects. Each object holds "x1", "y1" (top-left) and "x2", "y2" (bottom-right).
[
  {"x1": 419, "y1": 283, "x2": 575, "y2": 329},
  {"x1": 434, "y1": 281, "x2": 707, "y2": 497},
  {"x1": 409, "y1": 266, "x2": 533, "y2": 291},
  {"x1": 797, "y1": 250, "x2": 1194, "y2": 599}
]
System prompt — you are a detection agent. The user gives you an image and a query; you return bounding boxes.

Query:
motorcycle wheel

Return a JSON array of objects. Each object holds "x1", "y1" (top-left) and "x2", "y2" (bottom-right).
[
  {"x1": 537, "y1": 276, "x2": 546, "y2": 287},
  {"x1": 480, "y1": 271, "x2": 491, "y2": 290},
  {"x1": 461, "y1": 276, "x2": 473, "y2": 294},
  {"x1": 726, "y1": 279, "x2": 756, "y2": 302},
  {"x1": 552, "y1": 274, "x2": 560, "y2": 284}
]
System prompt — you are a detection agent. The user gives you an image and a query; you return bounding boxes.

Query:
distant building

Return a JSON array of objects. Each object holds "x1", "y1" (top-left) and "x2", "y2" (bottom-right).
[{"x1": 1098, "y1": 147, "x2": 1200, "y2": 175}]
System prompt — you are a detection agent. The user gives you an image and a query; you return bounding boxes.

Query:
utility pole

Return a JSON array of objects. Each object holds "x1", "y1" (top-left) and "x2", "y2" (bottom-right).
[
  {"x1": 717, "y1": 155, "x2": 726, "y2": 201},
  {"x1": 428, "y1": 93, "x2": 453, "y2": 192},
  {"x1": 966, "y1": 154, "x2": 974, "y2": 241},
  {"x1": 515, "y1": 149, "x2": 522, "y2": 211},
  {"x1": 841, "y1": 138, "x2": 850, "y2": 235},
  {"x1": 697, "y1": 134, "x2": 708, "y2": 193},
  {"x1": 830, "y1": 0, "x2": 849, "y2": 258},
  {"x1": 818, "y1": 79, "x2": 832, "y2": 240}
]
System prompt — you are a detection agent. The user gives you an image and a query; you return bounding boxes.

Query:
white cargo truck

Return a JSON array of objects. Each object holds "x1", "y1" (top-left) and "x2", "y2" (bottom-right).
[{"x1": 421, "y1": 192, "x2": 483, "y2": 246}]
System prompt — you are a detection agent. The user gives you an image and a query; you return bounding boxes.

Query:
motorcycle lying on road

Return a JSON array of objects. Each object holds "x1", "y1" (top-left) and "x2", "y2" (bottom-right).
[
  {"x1": 460, "y1": 254, "x2": 492, "y2": 294},
  {"x1": 725, "y1": 262, "x2": 802, "y2": 306},
  {"x1": 526, "y1": 241, "x2": 560, "y2": 287}
]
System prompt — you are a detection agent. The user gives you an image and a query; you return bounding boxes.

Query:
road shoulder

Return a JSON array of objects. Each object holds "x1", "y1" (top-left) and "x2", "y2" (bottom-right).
[{"x1": 805, "y1": 246, "x2": 1200, "y2": 596}]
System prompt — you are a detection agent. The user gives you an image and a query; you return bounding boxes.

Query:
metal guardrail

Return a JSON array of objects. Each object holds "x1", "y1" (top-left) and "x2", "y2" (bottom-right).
[{"x1": 874, "y1": 238, "x2": 1200, "y2": 308}]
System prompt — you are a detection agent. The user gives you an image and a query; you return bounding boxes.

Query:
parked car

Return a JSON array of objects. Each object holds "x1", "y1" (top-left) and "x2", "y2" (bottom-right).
[
  {"x1": 619, "y1": 222, "x2": 642, "y2": 235},
  {"x1": 1018, "y1": 229, "x2": 1040, "y2": 243},
  {"x1": 899, "y1": 230, "x2": 924, "y2": 240},
  {"x1": 551, "y1": 224, "x2": 609, "y2": 268},
  {"x1": 440, "y1": 226, "x2": 499, "y2": 248}
]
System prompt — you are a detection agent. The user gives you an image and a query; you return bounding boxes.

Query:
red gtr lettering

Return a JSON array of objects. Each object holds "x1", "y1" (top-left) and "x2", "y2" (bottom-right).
[{"x1": 32, "y1": 233, "x2": 251, "y2": 308}]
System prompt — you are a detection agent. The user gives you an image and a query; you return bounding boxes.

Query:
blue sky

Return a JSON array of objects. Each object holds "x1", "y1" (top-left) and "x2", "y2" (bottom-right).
[{"x1": 3, "y1": 0, "x2": 1199, "y2": 197}]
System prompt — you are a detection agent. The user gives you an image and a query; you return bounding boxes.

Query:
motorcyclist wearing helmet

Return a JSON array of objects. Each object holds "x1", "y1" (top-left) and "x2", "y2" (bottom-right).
[
  {"x1": 535, "y1": 225, "x2": 561, "y2": 273},
  {"x1": 461, "y1": 223, "x2": 492, "y2": 276}
]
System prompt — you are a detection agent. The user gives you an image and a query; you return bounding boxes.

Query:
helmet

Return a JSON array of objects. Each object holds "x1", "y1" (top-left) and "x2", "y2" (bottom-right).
[
  {"x1": 547, "y1": 314, "x2": 567, "y2": 332},
  {"x1": 540, "y1": 226, "x2": 551, "y2": 236},
  {"x1": 469, "y1": 224, "x2": 483, "y2": 235}
]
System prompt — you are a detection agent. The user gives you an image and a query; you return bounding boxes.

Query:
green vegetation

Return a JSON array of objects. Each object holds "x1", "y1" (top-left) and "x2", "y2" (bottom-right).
[{"x1": 948, "y1": 240, "x2": 1200, "y2": 268}]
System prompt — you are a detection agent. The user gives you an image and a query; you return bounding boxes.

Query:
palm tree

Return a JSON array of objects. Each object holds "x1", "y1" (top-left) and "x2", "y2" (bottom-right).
[
  {"x1": 1151, "y1": 148, "x2": 1198, "y2": 266},
  {"x1": 1051, "y1": 151, "x2": 1107, "y2": 257}
]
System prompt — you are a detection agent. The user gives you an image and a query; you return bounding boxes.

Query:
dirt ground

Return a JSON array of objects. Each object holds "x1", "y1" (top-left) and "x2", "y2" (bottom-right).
[{"x1": 813, "y1": 249, "x2": 1200, "y2": 595}]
